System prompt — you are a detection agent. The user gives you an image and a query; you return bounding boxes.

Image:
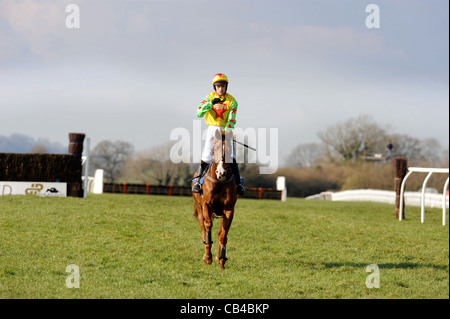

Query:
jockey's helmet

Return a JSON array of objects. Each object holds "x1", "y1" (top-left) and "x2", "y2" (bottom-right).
[{"x1": 212, "y1": 73, "x2": 228, "y2": 87}]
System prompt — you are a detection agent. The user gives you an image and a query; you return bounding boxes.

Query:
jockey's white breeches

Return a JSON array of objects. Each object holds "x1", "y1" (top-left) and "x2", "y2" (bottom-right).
[{"x1": 201, "y1": 125, "x2": 235, "y2": 163}]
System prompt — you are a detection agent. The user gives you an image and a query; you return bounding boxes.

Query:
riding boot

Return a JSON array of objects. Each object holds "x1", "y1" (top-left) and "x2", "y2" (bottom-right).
[
  {"x1": 192, "y1": 161, "x2": 209, "y2": 193},
  {"x1": 231, "y1": 158, "x2": 245, "y2": 196}
]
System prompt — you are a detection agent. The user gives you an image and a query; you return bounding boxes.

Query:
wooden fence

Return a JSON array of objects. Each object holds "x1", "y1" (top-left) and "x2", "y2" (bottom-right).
[{"x1": 103, "y1": 182, "x2": 282, "y2": 200}]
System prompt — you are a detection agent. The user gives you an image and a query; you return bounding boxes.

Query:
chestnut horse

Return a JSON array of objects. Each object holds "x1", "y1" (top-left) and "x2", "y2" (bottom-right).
[{"x1": 192, "y1": 129, "x2": 237, "y2": 270}]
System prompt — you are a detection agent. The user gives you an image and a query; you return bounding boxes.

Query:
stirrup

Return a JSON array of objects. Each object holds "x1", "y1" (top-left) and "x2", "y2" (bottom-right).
[
  {"x1": 236, "y1": 184, "x2": 245, "y2": 196},
  {"x1": 192, "y1": 182, "x2": 202, "y2": 193}
]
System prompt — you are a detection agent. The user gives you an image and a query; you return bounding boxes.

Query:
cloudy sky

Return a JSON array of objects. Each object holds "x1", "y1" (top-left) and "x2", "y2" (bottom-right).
[{"x1": 0, "y1": 0, "x2": 448, "y2": 164}]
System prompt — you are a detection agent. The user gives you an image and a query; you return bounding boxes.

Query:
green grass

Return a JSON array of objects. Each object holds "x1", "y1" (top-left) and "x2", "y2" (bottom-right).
[{"x1": 0, "y1": 194, "x2": 448, "y2": 299}]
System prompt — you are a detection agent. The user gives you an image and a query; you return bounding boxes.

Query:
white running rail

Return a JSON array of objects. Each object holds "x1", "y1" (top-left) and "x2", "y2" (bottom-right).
[{"x1": 399, "y1": 167, "x2": 449, "y2": 225}]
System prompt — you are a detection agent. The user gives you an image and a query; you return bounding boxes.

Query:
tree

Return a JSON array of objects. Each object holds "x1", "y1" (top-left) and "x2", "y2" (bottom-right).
[
  {"x1": 30, "y1": 144, "x2": 48, "y2": 154},
  {"x1": 285, "y1": 143, "x2": 324, "y2": 168},
  {"x1": 389, "y1": 134, "x2": 442, "y2": 166},
  {"x1": 91, "y1": 140, "x2": 134, "y2": 182},
  {"x1": 120, "y1": 141, "x2": 191, "y2": 186},
  {"x1": 318, "y1": 115, "x2": 388, "y2": 163},
  {"x1": 419, "y1": 138, "x2": 442, "y2": 166}
]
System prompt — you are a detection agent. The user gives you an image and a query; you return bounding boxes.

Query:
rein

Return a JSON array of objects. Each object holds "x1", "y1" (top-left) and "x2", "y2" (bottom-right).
[
  {"x1": 189, "y1": 130, "x2": 234, "y2": 185},
  {"x1": 206, "y1": 173, "x2": 234, "y2": 184},
  {"x1": 206, "y1": 133, "x2": 233, "y2": 184}
]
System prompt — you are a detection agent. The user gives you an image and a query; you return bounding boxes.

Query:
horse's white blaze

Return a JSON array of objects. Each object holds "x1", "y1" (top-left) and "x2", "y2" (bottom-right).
[{"x1": 215, "y1": 161, "x2": 226, "y2": 180}]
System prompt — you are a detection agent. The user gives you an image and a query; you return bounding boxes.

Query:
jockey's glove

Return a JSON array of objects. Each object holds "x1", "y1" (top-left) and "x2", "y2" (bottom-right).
[{"x1": 211, "y1": 97, "x2": 225, "y2": 105}]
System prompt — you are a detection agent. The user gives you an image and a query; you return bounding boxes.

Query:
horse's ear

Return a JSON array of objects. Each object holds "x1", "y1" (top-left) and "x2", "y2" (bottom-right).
[{"x1": 215, "y1": 129, "x2": 221, "y2": 140}]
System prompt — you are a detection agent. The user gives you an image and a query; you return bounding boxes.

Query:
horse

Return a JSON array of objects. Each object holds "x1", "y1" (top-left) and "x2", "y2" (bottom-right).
[{"x1": 192, "y1": 129, "x2": 237, "y2": 270}]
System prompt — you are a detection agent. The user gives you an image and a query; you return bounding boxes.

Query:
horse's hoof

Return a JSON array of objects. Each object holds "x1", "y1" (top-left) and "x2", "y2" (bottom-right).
[
  {"x1": 218, "y1": 258, "x2": 228, "y2": 270},
  {"x1": 203, "y1": 254, "x2": 213, "y2": 265}
]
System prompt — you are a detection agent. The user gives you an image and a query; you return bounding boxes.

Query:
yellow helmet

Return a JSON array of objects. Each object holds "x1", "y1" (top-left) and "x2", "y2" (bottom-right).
[{"x1": 212, "y1": 73, "x2": 229, "y2": 86}]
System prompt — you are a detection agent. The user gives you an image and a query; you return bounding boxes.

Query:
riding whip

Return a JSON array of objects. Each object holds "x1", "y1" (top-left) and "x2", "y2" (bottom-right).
[{"x1": 233, "y1": 139, "x2": 256, "y2": 151}]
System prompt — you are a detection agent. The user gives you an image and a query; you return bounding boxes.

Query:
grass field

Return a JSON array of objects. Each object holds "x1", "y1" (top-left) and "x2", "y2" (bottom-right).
[{"x1": 0, "y1": 193, "x2": 448, "y2": 299}]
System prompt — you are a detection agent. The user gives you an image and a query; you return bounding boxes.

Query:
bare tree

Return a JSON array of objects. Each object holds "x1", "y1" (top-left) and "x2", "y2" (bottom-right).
[
  {"x1": 419, "y1": 138, "x2": 442, "y2": 166},
  {"x1": 318, "y1": 115, "x2": 388, "y2": 163},
  {"x1": 390, "y1": 134, "x2": 442, "y2": 165},
  {"x1": 91, "y1": 140, "x2": 134, "y2": 182},
  {"x1": 440, "y1": 149, "x2": 449, "y2": 168},
  {"x1": 285, "y1": 143, "x2": 324, "y2": 168},
  {"x1": 30, "y1": 144, "x2": 48, "y2": 154},
  {"x1": 120, "y1": 141, "x2": 190, "y2": 185}
]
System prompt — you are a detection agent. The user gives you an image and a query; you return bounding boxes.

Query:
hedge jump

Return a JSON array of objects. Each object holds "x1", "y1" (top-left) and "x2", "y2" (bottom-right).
[{"x1": 0, "y1": 133, "x2": 85, "y2": 197}]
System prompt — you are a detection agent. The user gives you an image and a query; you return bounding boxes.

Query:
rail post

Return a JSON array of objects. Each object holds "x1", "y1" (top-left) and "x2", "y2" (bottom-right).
[
  {"x1": 399, "y1": 167, "x2": 449, "y2": 225},
  {"x1": 68, "y1": 133, "x2": 85, "y2": 197},
  {"x1": 394, "y1": 157, "x2": 408, "y2": 220}
]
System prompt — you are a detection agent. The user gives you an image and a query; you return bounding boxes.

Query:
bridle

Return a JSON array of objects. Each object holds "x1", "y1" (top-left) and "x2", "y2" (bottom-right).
[
  {"x1": 213, "y1": 134, "x2": 225, "y2": 162},
  {"x1": 208, "y1": 133, "x2": 233, "y2": 184}
]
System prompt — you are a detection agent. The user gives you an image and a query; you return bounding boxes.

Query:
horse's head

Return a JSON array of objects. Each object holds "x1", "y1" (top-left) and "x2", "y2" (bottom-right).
[{"x1": 213, "y1": 129, "x2": 233, "y2": 181}]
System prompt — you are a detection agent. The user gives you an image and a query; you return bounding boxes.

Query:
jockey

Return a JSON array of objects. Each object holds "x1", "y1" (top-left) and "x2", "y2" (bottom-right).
[{"x1": 192, "y1": 73, "x2": 245, "y2": 195}]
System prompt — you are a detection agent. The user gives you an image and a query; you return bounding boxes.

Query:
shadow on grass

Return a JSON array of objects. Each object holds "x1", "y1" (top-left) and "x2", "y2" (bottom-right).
[{"x1": 320, "y1": 261, "x2": 447, "y2": 270}]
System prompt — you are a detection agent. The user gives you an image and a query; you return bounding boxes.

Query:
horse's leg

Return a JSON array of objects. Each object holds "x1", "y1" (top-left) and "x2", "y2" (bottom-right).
[
  {"x1": 194, "y1": 200, "x2": 208, "y2": 263},
  {"x1": 216, "y1": 219, "x2": 225, "y2": 261},
  {"x1": 202, "y1": 204, "x2": 213, "y2": 265},
  {"x1": 217, "y1": 209, "x2": 234, "y2": 270}
]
